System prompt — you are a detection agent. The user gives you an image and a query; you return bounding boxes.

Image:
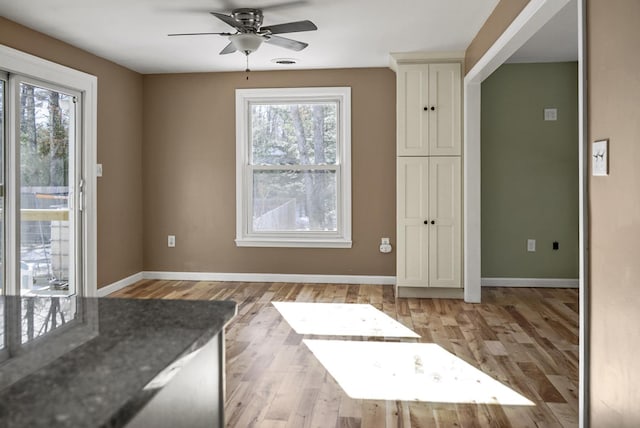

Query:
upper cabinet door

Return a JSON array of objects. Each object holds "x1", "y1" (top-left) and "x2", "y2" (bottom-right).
[
  {"x1": 428, "y1": 63, "x2": 461, "y2": 156},
  {"x1": 397, "y1": 65, "x2": 430, "y2": 156},
  {"x1": 396, "y1": 63, "x2": 461, "y2": 156}
]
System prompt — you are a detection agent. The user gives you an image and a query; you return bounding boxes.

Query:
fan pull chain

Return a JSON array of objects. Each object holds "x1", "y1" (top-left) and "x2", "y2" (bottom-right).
[{"x1": 245, "y1": 54, "x2": 250, "y2": 80}]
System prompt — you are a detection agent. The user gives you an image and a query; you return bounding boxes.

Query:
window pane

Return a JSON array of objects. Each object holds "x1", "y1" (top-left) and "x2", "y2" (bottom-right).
[
  {"x1": 19, "y1": 83, "x2": 73, "y2": 296},
  {"x1": 253, "y1": 170, "x2": 337, "y2": 232},
  {"x1": 251, "y1": 103, "x2": 337, "y2": 166}
]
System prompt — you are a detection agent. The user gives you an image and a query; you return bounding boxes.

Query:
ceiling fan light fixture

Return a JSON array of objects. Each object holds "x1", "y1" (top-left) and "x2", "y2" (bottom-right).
[{"x1": 229, "y1": 33, "x2": 264, "y2": 55}]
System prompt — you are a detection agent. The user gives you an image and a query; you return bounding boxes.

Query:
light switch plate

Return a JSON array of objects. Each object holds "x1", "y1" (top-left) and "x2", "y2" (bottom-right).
[
  {"x1": 544, "y1": 108, "x2": 557, "y2": 121},
  {"x1": 592, "y1": 139, "x2": 609, "y2": 176}
]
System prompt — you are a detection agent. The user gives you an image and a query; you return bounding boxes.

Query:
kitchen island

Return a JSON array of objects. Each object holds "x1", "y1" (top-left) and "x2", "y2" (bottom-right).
[{"x1": 0, "y1": 295, "x2": 236, "y2": 427}]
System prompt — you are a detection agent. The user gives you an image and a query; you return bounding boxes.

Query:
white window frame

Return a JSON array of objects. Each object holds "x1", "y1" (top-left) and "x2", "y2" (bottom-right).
[{"x1": 235, "y1": 87, "x2": 352, "y2": 248}]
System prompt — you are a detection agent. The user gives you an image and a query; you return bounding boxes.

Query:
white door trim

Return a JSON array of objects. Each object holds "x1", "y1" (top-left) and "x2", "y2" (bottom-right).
[
  {"x1": 463, "y1": 0, "x2": 571, "y2": 301},
  {"x1": 0, "y1": 44, "x2": 98, "y2": 297},
  {"x1": 462, "y1": 0, "x2": 587, "y2": 426}
]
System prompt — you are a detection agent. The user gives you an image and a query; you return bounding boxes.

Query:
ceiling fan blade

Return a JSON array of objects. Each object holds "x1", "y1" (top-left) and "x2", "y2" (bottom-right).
[
  {"x1": 261, "y1": 20, "x2": 317, "y2": 35},
  {"x1": 265, "y1": 35, "x2": 308, "y2": 51},
  {"x1": 220, "y1": 42, "x2": 237, "y2": 55},
  {"x1": 210, "y1": 12, "x2": 241, "y2": 29},
  {"x1": 168, "y1": 32, "x2": 232, "y2": 36}
]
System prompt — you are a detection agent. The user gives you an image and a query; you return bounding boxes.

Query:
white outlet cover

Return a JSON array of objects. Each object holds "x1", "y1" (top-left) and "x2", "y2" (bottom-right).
[
  {"x1": 592, "y1": 140, "x2": 609, "y2": 176},
  {"x1": 527, "y1": 239, "x2": 536, "y2": 252},
  {"x1": 96, "y1": 163, "x2": 103, "y2": 177}
]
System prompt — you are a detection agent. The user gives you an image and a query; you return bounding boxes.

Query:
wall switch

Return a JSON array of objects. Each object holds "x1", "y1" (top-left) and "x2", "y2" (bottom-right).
[
  {"x1": 544, "y1": 108, "x2": 557, "y2": 121},
  {"x1": 96, "y1": 164, "x2": 103, "y2": 177},
  {"x1": 168, "y1": 235, "x2": 175, "y2": 248},
  {"x1": 592, "y1": 139, "x2": 609, "y2": 176},
  {"x1": 527, "y1": 239, "x2": 536, "y2": 252}
]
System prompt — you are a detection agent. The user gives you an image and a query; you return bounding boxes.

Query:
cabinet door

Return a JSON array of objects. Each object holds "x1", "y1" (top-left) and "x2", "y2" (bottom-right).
[
  {"x1": 428, "y1": 157, "x2": 461, "y2": 288},
  {"x1": 396, "y1": 158, "x2": 429, "y2": 286},
  {"x1": 397, "y1": 65, "x2": 429, "y2": 156},
  {"x1": 428, "y1": 63, "x2": 461, "y2": 156}
]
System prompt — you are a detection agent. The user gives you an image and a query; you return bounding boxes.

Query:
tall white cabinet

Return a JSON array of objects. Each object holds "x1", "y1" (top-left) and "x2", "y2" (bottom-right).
[{"x1": 393, "y1": 56, "x2": 463, "y2": 298}]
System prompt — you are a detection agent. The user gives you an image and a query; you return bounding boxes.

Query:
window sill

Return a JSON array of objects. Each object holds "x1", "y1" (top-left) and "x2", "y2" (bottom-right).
[{"x1": 235, "y1": 238, "x2": 352, "y2": 249}]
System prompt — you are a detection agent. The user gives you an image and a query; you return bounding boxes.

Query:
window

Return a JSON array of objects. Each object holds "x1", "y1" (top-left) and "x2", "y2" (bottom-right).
[{"x1": 236, "y1": 87, "x2": 351, "y2": 248}]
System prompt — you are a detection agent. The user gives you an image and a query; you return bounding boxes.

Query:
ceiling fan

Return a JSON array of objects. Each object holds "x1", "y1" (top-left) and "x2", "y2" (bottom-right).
[{"x1": 168, "y1": 8, "x2": 317, "y2": 59}]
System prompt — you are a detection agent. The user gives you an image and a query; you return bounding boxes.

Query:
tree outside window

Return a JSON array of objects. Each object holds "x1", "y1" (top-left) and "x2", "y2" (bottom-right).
[{"x1": 236, "y1": 88, "x2": 351, "y2": 248}]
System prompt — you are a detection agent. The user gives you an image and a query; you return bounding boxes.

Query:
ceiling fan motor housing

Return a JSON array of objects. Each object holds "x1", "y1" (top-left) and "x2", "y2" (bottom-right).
[{"x1": 231, "y1": 8, "x2": 264, "y2": 32}]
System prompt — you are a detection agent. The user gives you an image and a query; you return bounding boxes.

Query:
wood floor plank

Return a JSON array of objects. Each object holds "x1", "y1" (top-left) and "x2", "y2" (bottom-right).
[{"x1": 109, "y1": 282, "x2": 579, "y2": 427}]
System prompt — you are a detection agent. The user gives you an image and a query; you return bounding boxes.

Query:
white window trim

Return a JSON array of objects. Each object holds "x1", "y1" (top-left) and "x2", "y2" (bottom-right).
[
  {"x1": 235, "y1": 87, "x2": 352, "y2": 248},
  {"x1": 0, "y1": 43, "x2": 98, "y2": 297}
]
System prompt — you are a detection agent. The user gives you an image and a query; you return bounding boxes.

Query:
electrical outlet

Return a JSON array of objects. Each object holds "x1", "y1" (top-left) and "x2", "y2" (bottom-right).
[
  {"x1": 527, "y1": 239, "x2": 536, "y2": 252},
  {"x1": 96, "y1": 163, "x2": 103, "y2": 177},
  {"x1": 379, "y1": 237, "x2": 392, "y2": 254},
  {"x1": 168, "y1": 235, "x2": 175, "y2": 248}
]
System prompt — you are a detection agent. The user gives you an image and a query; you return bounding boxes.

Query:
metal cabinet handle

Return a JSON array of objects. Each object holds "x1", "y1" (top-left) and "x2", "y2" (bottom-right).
[{"x1": 431, "y1": 220, "x2": 436, "y2": 225}]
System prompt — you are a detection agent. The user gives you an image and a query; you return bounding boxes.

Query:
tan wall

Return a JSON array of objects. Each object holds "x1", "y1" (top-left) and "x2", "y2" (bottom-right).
[
  {"x1": 464, "y1": 0, "x2": 530, "y2": 74},
  {"x1": 587, "y1": 1, "x2": 640, "y2": 426},
  {"x1": 0, "y1": 18, "x2": 144, "y2": 288},
  {"x1": 142, "y1": 69, "x2": 396, "y2": 276}
]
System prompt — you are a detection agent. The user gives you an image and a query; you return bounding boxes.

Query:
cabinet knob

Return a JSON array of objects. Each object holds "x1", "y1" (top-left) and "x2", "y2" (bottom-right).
[
  {"x1": 431, "y1": 220, "x2": 436, "y2": 225},
  {"x1": 430, "y1": 106, "x2": 436, "y2": 111},
  {"x1": 423, "y1": 220, "x2": 429, "y2": 225},
  {"x1": 423, "y1": 106, "x2": 428, "y2": 111}
]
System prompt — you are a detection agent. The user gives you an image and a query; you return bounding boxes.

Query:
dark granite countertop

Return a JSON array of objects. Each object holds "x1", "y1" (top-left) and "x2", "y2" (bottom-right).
[{"x1": 0, "y1": 296, "x2": 236, "y2": 427}]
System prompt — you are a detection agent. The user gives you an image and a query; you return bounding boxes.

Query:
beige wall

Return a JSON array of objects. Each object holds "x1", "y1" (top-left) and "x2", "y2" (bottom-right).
[
  {"x1": 0, "y1": 18, "x2": 144, "y2": 288},
  {"x1": 142, "y1": 69, "x2": 396, "y2": 276},
  {"x1": 464, "y1": 0, "x2": 530, "y2": 74},
  {"x1": 588, "y1": 1, "x2": 640, "y2": 426}
]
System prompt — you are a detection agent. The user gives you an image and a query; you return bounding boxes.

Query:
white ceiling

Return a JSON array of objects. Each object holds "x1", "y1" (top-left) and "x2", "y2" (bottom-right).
[
  {"x1": 0, "y1": 0, "x2": 501, "y2": 74},
  {"x1": 508, "y1": 0, "x2": 578, "y2": 63}
]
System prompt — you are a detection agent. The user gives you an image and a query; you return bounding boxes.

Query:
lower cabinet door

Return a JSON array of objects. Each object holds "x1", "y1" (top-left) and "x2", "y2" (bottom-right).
[
  {"x1": 397, "y1": 156, "x2": 461, "y2": 288},
  {"x1": 428, "y1": 157, "x2": 461, "y2": 288}
]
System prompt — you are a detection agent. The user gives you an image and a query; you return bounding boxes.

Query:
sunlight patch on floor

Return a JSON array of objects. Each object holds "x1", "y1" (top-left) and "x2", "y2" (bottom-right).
[
  {"x1": 272, "y1": 302, "x2": 420, "y2": 338},
  {"x1": 303, "y1": 340, "x2": 535, "y2": 406}
]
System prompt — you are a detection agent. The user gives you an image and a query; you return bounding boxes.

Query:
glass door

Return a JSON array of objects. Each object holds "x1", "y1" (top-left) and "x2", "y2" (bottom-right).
[
  {"x1": 0, "y1": 74, "x2": 5, "y2": 294},
  {"x1": 15, "y1": 78, "x2": 80, "y2": 297}
]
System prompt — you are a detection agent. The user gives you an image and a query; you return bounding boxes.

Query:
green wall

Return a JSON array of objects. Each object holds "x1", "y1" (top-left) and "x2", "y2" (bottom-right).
[{"x1": 481, "y1": 62, "x2": 578, "y2": 278}]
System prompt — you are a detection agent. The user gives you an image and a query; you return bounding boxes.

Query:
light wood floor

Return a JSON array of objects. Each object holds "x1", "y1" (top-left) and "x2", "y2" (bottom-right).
[{"x1": 110, "y1": 281, "x2": 579, "y2": 427}]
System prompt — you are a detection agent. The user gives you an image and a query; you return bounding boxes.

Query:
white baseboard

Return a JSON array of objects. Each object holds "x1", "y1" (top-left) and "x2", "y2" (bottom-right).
[
  {"x1": 143, "y1": 271, "x2": 396, "y2": 285},
  {"x1": 481, "y1": 277, "x2": 579, "y2": 288},
  {"x1": 97, "y1": 272, "x2": 145, "y2": 297}
]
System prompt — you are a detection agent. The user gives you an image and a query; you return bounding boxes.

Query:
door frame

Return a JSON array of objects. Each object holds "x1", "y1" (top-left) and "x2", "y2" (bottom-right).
[
  {"x1": 462, "y1": 0, "x2": 588, "y2": 425},
  {"x1": 0, "y1": 44, "x2": 97, "y2": 297}
]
